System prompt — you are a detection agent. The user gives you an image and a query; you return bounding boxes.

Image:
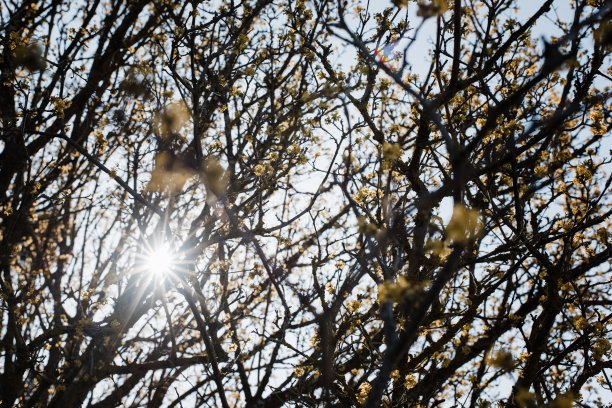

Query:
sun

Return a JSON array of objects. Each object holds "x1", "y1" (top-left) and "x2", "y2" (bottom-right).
[{"x1": 144, "y1": 242, "x2": 176, "y2": 277}]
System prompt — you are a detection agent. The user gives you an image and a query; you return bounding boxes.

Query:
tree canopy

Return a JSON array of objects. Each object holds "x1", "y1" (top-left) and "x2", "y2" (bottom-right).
[{"x1": 0, "y1": 0, "x2": 611, "y2": 406}]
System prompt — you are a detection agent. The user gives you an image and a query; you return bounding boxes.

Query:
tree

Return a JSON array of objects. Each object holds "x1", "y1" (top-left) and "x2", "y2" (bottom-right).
[{"x1": 0, "y1": 0, "x2": 610, "y2": 406}]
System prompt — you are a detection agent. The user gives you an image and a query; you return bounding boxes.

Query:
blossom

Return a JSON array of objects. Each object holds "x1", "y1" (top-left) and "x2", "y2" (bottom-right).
[
  {"x1": 254, "y1": 164, "x2": 266, "y2": 176},
  {"x1": 356, "y1": 381, "x2": 372, "y2": 404},
  {"x1": 446, "y1": 204, "x2": 482, "y2": 243},
  {"x1": 404, "y1": 374, "x2": 417, "y2": 389}
]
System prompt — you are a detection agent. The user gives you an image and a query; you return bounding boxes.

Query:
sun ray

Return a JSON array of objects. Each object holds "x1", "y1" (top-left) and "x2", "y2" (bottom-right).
[{"x1": 144, "y1": 241, "x2": 175, "y2": 277}]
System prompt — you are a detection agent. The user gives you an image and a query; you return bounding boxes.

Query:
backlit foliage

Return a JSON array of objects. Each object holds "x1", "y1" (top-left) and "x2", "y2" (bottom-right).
[{"x1": 0, "y1": 0, "x2": 610, "y2": 407}]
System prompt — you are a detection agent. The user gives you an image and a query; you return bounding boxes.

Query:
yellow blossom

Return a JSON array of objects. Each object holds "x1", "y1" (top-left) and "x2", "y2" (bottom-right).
[
  {"x1": 51, "y1": 97, "x2": 72, "y2": 118},
  {"x1": 404, "y1": 374, "x2": 417, "y2": 389},
  {"x1": 575, "y1": 165, "x2": 592, "y2": 182},
  {"x1": 488, "y1": 350, "x2": 515, "y2": 370},
  {"x1": 356, "y1": 381, "x2": 372, "y2": 404},
  {"x1": 254, "y1": 164, "x2": 266, "y2": 177},
  {"x1": 378, "y1": 277, "x2": 428, "y2": 303},
  {"x1": 574, "y1": 316, "x2": 588, "y2": 331},
  {"x1": 593, "y1": 339, "x2": 611, "y2": 361},
  {"x1": 514, "y1": 388, "x2": 537, "y2": 408},
  {"x1": 416, "y1": 0, "x2": 449, "y2": 17},
  {"x1": 446, "y1": 204, "x2": 482, "y2": 243},
  {"x1": 382, "y1": 142, "x2": 402, "y2": 162},
  {"x1": 287, "y1": 144, "x2": 300, "y2": 155},
  {"x1": 346, "y1": 299, "x2": 361, "y2": 313}
]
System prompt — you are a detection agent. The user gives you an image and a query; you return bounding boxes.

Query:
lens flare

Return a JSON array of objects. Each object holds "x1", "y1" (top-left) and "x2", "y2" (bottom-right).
[{"x1": 144, "y1": 242, "x2": 175, "y2": 277}]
